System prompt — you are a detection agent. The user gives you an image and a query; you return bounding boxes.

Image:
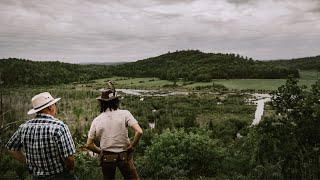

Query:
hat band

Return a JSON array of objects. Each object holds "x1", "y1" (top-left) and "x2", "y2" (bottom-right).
[{"x1": 34, "y1": 99, "x2": 54, "y2": 110}]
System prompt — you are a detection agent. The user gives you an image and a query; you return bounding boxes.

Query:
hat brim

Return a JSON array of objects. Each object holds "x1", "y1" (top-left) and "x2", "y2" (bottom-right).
[
  {"x1": 27, "y1": 98, "x2": 61, "y2": 115},
  {"x1": 96, "y1": 96, "x2": 118, "y2": 101}
]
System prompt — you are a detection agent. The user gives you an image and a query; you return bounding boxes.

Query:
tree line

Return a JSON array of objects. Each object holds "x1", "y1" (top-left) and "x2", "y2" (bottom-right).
[
  {"x1": 266, "y1": 55, "x2": 320, "y2": 70},
  {"x1": 0, "y1": 58, "x2": 112, "y2": 86},
  {"x1": 112, "y1": 50, "x2": 299, "y2": 81},
  {"x1": 0, "y1": 50, "x2": 305, "y2": 86}
]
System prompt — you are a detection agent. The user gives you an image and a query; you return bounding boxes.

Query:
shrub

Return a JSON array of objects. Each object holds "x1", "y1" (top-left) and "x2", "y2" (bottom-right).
[{"x1": 137, "y1": 129, "x2": 225, "y2": 179}]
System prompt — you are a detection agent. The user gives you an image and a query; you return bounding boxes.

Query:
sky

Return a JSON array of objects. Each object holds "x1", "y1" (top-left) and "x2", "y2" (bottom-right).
[{"x1": 0, "y1": 0, "x2": 319, "y2": 63}]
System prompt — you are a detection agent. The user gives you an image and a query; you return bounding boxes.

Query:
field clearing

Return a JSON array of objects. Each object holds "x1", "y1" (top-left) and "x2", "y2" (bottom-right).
[
  {"x1": 92, "y1": 70, "x2": 320, "y2": 91},
  {"x1": 186, "y1": 79, "x2": 286, "y2": 90},
  {"x1": 94, "y1": 77, "x2": 176, "y2": 88},
  {"x1": 299, "y1": 70, "x2": 320, "y2": 80}
]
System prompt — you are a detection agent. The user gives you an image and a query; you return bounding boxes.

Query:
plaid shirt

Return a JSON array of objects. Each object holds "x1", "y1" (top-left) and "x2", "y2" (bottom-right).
[{"x1": 6, "y1": 114, "x2": 76, "y2": 177}]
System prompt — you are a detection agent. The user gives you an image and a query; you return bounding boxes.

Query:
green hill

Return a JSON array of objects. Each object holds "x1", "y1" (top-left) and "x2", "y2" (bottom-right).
[
  {"x1": 112, "y1": 50, "x2": 299, "y2": 81},
  {"x1": 0, "y1": 58, "x2": 112, "y2": 86},
  {"x1": 0, "y1": 50, "x2": 304, "y2": 86},
  {"x1": 266, "y1": 55, "x2": 320, "y2": 70}
]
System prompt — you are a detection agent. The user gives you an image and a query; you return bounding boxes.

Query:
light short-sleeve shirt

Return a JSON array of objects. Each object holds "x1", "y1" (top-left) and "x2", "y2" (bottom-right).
[{"x1": 88, "y1": 109, "x2": 138, "y2": 152}]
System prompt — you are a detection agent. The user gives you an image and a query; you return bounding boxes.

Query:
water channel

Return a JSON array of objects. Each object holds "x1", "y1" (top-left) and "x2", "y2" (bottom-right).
[
  {"x1": 250, "y1": 93, "x2": 272, "y2": 126},
  {"x1": 117, "y1": 89, "x2": 272, "y2": 128}
]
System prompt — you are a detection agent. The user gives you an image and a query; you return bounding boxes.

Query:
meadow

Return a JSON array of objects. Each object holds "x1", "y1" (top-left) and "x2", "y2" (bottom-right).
[
  {"x1": 92, "y1": 70, "x2": 320, "y2": 91},
  {"x1": 1, "y1": 69, "x2": 319, "y2": 179},
  {"x1": 0, "y1": 82, "x2": 256, "y2": 179}
]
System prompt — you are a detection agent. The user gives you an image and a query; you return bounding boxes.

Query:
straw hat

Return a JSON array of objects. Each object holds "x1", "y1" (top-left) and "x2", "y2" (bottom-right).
[
  {"x1": 96, "y1": 81, "x2": 118, "y2": 101},
  {"x1": 27, "y1": 92, "x2": 61, "y2": 115}
]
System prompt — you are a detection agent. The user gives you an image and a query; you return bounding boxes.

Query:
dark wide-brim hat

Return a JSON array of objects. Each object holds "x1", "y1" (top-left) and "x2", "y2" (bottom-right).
[{"x1": 96, "y1": 81, "x2": 119, "y2": 101}]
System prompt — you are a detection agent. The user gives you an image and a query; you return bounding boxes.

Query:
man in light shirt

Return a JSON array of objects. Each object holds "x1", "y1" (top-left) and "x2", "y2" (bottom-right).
[{"x1": 85, "y1": 81, "x2": 143, "y2": 180}]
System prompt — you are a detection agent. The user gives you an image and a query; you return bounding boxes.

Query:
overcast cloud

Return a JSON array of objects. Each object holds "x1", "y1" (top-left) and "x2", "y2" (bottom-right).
[{"x1": 0, "y1": 0, "x2": 319, "y2": 63}]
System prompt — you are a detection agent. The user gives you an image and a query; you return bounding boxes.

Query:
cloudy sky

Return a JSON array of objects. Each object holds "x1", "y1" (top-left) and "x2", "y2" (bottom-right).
[{"x1": 0, "y1": 0, "x2": 319, "y2": 63}]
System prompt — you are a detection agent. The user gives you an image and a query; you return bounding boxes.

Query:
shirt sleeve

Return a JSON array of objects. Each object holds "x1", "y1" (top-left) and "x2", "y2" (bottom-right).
[
  {"x1": 5, "y1": 125, "x2": 23, "y2": 151},
  {"x1": 55, "y1": 125, "x2": 76, "y2": 158},
  {"x1": 88, "y1": 120, "x2": 96, "y2": 140},
  {"x1": 125, "y1": 110, "x2": 138, "y2": 127}
]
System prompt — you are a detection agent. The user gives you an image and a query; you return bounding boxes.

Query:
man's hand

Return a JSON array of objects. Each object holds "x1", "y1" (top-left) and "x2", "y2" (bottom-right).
[
  {"x1": 124, "y1": 144, "x2": 135, "y2": 153},
  {"x1": 85, "y1": 138, "x2": 102, "y2": 154}
]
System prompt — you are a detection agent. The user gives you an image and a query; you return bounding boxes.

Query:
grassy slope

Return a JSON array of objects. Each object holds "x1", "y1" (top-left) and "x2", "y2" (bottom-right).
[{"x1": 92, "y1": 70, "x2": 320, "y2": 91}]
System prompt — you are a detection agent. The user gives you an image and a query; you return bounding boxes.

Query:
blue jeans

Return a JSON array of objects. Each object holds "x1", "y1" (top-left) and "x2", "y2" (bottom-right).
[{"x1": 32, "y1": 171, "x2": 78, "y2": 180}]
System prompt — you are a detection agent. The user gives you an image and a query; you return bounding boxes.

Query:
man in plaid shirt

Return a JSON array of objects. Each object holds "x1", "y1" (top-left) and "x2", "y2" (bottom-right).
[{"x1": 6, "y1": 92, "x2": 77, "y2": 179}]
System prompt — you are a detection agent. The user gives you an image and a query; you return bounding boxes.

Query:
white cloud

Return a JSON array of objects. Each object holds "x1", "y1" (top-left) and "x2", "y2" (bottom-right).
[{"x1": 0, "y1": 0, "x2": 319, "y2": 63}]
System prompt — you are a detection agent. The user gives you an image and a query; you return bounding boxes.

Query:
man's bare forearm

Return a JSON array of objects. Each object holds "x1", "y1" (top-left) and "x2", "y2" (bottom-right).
[
  {"x1": 131, "y1": 123, "x2": 143, "y2": 147},
  {"x1": 64, "y1": 155, "x2": 75, "y2": 171},
  {"x1": 8, "y1": 150, "x2": 27, "y2": 164},
  {"x1": 86, "y1": 143, "x2": 101, "y2": 154},
  {"x1": 85, "y1": 139, "x2": 101, "y2": 154},
  {"x1": 131, "y1": 131, "x2": 142, "y2": 147}
]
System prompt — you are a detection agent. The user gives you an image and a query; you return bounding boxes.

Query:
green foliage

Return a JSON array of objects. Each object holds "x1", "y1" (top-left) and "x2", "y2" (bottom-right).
[
  {"x1": 137, "y1": 129, "x2": 225, "y2": 179},
  {"x1": 210, "y1": 118, "x2": 249, "y2": 143},
  {"x1": 2, "y1": 51, "x2": 311, "y2": 88},
  {"x1": 0, "y1": 58, "x2": 112, "y2": 86},
  {"x1": 75, "y1": 153, "x2": 102, "y2": 180},
  {"x1": 5, "y1": 73, "x2": 320, "y2": 179},
  {"x1": 194, "y1": 83, "x2": 228, "y2": 91},
  {"x1": 228, "y1": 76, "x2": 320, "y2": 179},
  {"x1": 272, "y1": 76, "x2": 320, "y2": 147},
  {"x1": 111, "y1": 50, "x2": 299, "y2": 81},
  {"x1": 267, "y1": 55, "x2": 320, "y2": 71},
  {"x1": 0, "y1": 117, "x2": 30, "y2": 179}
]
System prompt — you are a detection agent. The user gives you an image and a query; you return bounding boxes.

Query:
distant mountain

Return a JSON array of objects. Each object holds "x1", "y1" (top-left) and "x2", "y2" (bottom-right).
[
  {"x1": 0, "y1": 58, "x2": 113, "y2": 86},
  {"x1": 80, "y1": 62, "x2": 130, "y2": 65},
  {"x1": 266, "y1": 55, "x2": 320, "y2": 70},
  {"x1": 1, "y1": 50, "x2": 309, "y2": 86},
  {"x1": 111, "y1": 50, "x2": 299, "y2": 81}
]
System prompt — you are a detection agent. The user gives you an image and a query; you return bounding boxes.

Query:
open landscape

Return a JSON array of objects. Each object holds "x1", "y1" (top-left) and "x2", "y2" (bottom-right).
[
  {"x1": 1, "y1": 0, "x2": 320, "y2": 179},
  {"x1": 1, "y1": 53, "x2": 320, "y2": 179}
]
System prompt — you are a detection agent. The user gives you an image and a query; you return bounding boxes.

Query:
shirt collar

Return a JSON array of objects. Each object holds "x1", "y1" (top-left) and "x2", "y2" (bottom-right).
[{"x1": 35, "y1": 113, "x2": 55, "y2": 119}]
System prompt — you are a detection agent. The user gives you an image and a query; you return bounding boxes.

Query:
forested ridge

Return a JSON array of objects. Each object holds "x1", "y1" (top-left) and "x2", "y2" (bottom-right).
[
  {"x1": 0, "y1": 50, "x2": 306, "y2": 86},
  {"x1": 0, "y1": 58, "x2": 112, "y2": 86},
  {"x1": 266, "y1": 55, "x2": 320, "y2": 70},
  {"x1": 112, "y1": 50, "x2": 299, "y2": 81}
]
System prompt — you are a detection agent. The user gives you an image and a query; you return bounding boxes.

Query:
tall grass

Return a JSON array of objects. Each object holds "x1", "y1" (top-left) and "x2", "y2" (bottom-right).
[{"x1": 0, "y1": 81, "x2": 266, "y2": 179}]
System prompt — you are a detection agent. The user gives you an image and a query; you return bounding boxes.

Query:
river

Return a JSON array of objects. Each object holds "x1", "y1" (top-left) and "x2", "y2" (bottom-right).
[
  {"x1": 117, "y1": 89, "x2": 272, "y2": 127},
  {"x1": 117, "y1": 89, "x2": 189, "y2": 96},
  {"x1": 250, "y1": 93, "x2": 272, "y2": 126}
]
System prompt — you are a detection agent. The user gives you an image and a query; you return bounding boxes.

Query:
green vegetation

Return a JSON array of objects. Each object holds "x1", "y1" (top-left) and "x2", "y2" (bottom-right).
[
  {"x1": 0, "y1": 58, "x2": 112, "y2": 86},
  {"x1": 1, "y1": 50, "x2": 302, "y2": 87},
  {"x1": 94, "y1": 77, "x2": 175, "y2": 89},
  {"x1": 267, "y1": 55, "x2": 320, "y2": 70},
  {"x1": 231, "y1": 76, "x2": 320, "y2": 179},
  {"x1": 113, "y1": 50, "x2": 299, "y2": 81},
  {"x1": 1, "y1": 52, "x2": 320, "y2": 179},
  {"x1": 94, "y1": 70, "x2": 320, "y2": 92},
  {"x1": 138, "y1": 129, "x2": 224, "y2": 179},
  {"x1": 0, "y1": 81, "x2": 255, "y2": 179},
  {"x1": 1, "y1": 74, "x2": 320, "y2": 179}
]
